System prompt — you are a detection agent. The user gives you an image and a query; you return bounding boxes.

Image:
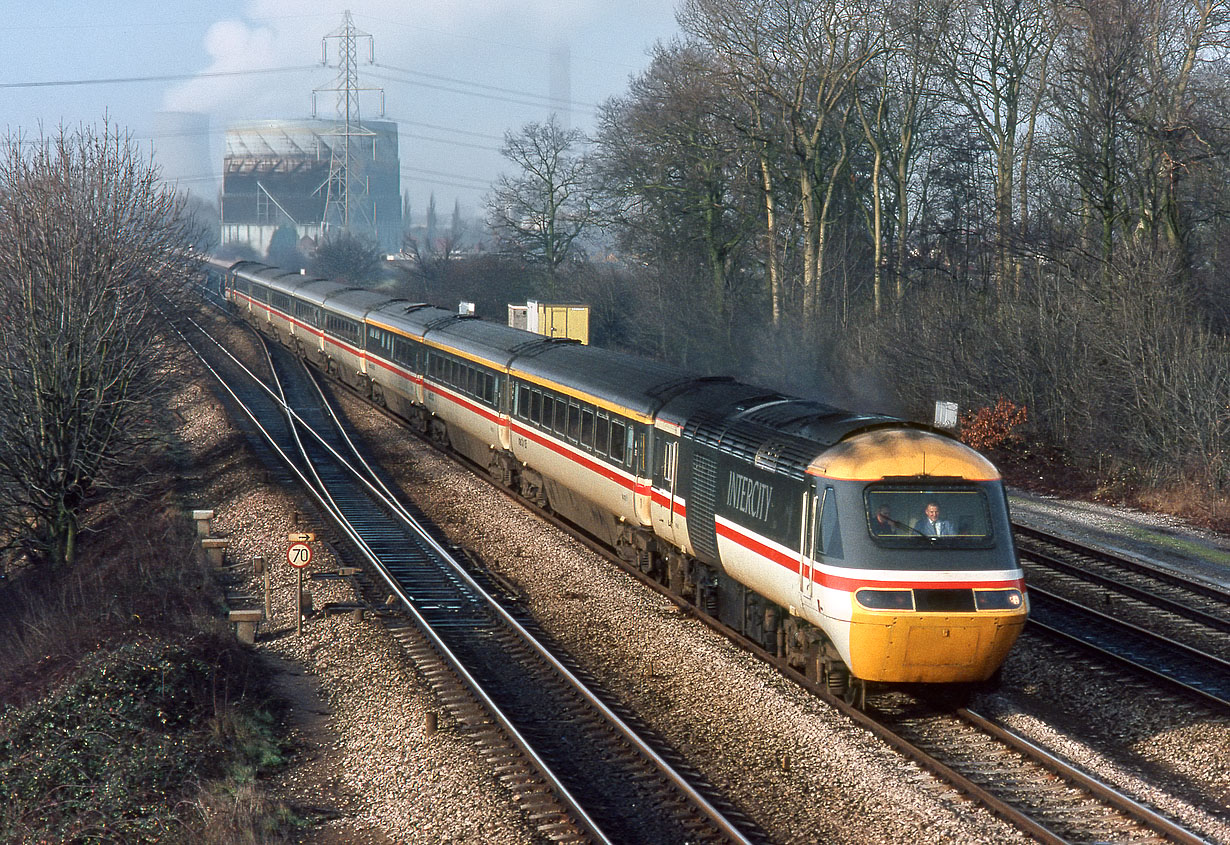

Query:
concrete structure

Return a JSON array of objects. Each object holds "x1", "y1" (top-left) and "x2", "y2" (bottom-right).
[{"x1": 220, "y1": 119, "x2": 402, "y2": 257}]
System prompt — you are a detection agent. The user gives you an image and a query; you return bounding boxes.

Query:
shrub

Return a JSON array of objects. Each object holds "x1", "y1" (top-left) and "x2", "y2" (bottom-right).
[{"x1": 960, "y1": 398, "x2": 1028, "y2": 453}]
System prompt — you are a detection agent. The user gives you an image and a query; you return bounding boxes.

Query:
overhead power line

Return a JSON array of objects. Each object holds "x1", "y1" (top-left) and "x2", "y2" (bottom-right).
[
  {"x1": 369, "y1": 63, "x2": 598, "y2": 112},
  {"x1": 0, "y1": 65, "x2": 318, "y2": 90},
  {"x1": 399, "y1": 164, "x2": 492, "y2": 189}
]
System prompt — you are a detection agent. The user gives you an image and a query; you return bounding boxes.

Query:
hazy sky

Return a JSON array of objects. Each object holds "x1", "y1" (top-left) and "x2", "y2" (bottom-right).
[{"x1": 2, "y1": 1, "x2": 682, "y2": 220}]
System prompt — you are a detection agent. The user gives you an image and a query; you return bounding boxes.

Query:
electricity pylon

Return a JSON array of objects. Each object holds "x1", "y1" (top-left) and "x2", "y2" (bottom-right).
[{"x1": 313, "y1": 10, "x2": 384, "y2": 235}]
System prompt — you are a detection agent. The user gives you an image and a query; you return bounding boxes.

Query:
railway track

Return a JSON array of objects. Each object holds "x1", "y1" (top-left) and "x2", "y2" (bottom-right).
[
  {"x1": 175, "y1": 309, "x2": 764, "y2": 845},
  {"x1": 297, "y1": 367, "x2": 1216, "y2": 845},
  {"x1": 186, "y1": 292, "x2": 1223, "y2": 844},
  {"x1": 1014, "y1": 526, "x2": 1230, "y2": 710},
  {"x1": 471, "y1": 479, "x2": 1216, "y2": 845}
]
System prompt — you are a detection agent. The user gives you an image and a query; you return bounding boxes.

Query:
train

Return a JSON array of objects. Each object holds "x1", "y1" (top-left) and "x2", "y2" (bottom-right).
[{"x1": 206, "y1": 258, "x2": 1028, "y2": 702}]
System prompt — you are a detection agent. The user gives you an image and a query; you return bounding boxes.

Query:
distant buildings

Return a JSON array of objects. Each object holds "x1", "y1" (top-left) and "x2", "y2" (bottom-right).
[{"x1": 219, "y1": 119, "x2": 402, "y2": 257}]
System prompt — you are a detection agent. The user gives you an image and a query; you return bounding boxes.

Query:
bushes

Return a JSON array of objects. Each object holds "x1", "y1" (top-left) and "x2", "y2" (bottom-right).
[
  {"x1": 0, "y1": 462, "x2": 295, "y2": 842},
  {"x1": 0, "y1": 640, "x2": 285, "y2": 843},
  {"x1": 960, "y1": 398, "x2": 1028, "y2": 453}
]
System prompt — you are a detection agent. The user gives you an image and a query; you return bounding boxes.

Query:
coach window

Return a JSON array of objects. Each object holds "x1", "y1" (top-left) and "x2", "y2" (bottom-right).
[
  {"x1": 552, "y1": 396, "x2": 567, "y2": 435},
  {"x1": 392, "y1": 337, "x2": 411, "y2": 369},
  {"x1": 529, "y1": 389, "x2": 542, "y2": 425},
  {"x1": 595, "y1": 413, "x2": 610, "y2": 458},
  {"x1": 581, "y1": 408, "x2": 595, "y2": 450},
  {"x1": 610, "y1": 420, "x2": 626, "y2": 464},
  {"x1": 567, "y1": 401, "x2": 581, "y2": 442}
]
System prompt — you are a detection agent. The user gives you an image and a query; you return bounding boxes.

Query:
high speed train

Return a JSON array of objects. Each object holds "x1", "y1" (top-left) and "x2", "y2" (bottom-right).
[{"x1": 208, "y1": 258, "x2": 1028, "y2": 700}]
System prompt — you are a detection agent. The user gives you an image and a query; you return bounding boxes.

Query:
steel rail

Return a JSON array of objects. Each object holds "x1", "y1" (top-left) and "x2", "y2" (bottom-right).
[
  {"x1": 959, "y1": 707, "x2": 1214, "y2": 845},
  {"x1": 1013, "y1": 523, "x2": 1230, "y2": 603},
  {"x1": 1020, "y1": 545, "x2": 1230, "y2": 635},
  {"x1": 166, "y1": 311, "x2": 613, "y2": 845},
  {"x1": 1027, "y1": 587, "x2": 1230, "y2": 710},
  {"x1": 282, "y1": 354, "x2": 754, "y2": 845}
]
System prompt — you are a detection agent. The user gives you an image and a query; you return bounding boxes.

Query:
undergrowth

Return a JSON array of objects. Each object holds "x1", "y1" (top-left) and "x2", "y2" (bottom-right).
[{"x1": 0, "y1": 419, "x2": 299, "y2": 843}]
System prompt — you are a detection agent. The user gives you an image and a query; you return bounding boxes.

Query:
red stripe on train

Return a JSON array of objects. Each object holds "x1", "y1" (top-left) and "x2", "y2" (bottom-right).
[{"x1": 714, "y1": 520, "x2": 1023, "y2": 593}]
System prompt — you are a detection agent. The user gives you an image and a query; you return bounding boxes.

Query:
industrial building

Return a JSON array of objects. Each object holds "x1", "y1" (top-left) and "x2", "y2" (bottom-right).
[{"x1": 219, "y1": 118, "x2": 402, "y2": 257}]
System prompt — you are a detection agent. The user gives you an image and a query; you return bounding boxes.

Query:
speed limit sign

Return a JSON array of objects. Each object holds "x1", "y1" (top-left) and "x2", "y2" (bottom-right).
[{"x1": 287, "y1": 542, "x2": 312, "y2": 568}]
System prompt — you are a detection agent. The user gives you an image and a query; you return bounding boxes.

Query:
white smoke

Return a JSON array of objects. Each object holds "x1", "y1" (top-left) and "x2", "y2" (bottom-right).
[{"x1": 161, "y1": 0, "x2": 616, "y2": 116}]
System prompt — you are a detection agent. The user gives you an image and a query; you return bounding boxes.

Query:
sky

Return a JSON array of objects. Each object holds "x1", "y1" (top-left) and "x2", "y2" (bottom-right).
[{"x1": 1, "y1": 1, "x2": 683, "y2": 221}]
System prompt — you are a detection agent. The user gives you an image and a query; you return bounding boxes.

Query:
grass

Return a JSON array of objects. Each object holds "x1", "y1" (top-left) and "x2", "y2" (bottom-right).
[{"x1": 0, "y1": 458, "x2": 299, "y2": 843}]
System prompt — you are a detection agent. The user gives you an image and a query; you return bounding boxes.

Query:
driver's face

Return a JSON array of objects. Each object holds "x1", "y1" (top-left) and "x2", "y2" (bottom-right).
[{"x1": 925, "y1": 504, "x2": 939, "y2": 521}]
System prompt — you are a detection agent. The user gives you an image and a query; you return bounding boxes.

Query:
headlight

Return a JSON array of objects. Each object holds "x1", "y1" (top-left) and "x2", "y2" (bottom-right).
[
  {"x1": 975, "y1": 589, "x2": 1024, "y2": 610},
  {"x1": 855, "y1": 589, "x2": 915, "y2": 610}
]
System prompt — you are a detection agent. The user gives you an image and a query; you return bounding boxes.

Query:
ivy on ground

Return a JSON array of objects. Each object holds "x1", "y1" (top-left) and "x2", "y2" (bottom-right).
[{"x1": 0, "y1": 638, "x2": 285, "y2": 843}]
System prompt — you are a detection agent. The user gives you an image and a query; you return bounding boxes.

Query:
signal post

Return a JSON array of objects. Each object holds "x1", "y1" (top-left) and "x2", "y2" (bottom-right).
[{"x1": 288, "y1": 532, "x2": 315, "y2": 636}]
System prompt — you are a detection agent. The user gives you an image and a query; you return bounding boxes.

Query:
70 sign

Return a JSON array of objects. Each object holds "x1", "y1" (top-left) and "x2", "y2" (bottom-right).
[{"x1": 287, "y1": 542, "x2": 313, "y2": 568}]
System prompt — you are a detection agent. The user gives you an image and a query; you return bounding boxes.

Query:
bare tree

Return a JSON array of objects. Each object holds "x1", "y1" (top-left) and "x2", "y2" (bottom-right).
[
  {"x1": 852, "y1": 0, "x2": 944, "y2": 314},
  {"x1": 0, "y1": 123, "x2": 199, "y2": 570},
  {"x1": 681, "y1": 0, "x2": 880, "y2": 323},
  {"x1": 402, "y1": 199, "x2": 467, "y2": 285},
  {"x1": 1137, "y1": 0, "x2": 1230, "y2": 254},
  {"x1": 929, "y1": 0, "x2": 1058, "y2": 292},
  {"x1": 487, "y1": 118, "x2": 594, "y2": 295},
  {"x1": 592, "y1": 42, "x2": 760, "y2": 336},
  {"x1": 310, "y1": 230, "x2": 383, "y2": 284}
]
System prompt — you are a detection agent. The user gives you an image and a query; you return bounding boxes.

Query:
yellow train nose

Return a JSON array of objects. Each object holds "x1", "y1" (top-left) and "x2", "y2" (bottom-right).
[{"x1": 847, "y1": 610, "x2": 1027, "y2": 683}]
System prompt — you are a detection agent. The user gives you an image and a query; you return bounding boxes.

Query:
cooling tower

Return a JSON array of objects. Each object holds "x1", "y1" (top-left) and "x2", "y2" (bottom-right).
[{"x1": 153, "y1": 111, "x2": 214, "y2": 197}]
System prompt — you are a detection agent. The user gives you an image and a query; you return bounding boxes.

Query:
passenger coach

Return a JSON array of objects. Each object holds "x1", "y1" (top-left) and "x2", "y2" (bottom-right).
[{"x1": 211, "y1": 258, "x2": 1028, "y2": 699}]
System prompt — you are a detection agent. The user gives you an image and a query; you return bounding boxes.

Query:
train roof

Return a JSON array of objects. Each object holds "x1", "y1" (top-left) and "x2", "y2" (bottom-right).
[
  {"x1": 205, "y1": 256, "x2": 239, "y2": 273},
  {"x1": 424, "y1": 318, "x2": 551, "y2": 369},
  {"x1": 508, "y1": 342, "x2": 696, "y2": 420},
  {"x1": 236, "y1": 263, "x2": 293, "y2": 285},
  {"x1": 259, "y1": 270, "x2": 317, "y2": 297},
  {"x1": 367, "y1": 301, "x2": 457, "y2": 339},
  {"x1": 323, "y1": 289, "x2": 406, "y2": 320},
  {"x1": 227, "y1": 259, "x2": 270, "y2": 276},
  {"x1": 295, "y1": 279, "x2": 355, "y2": 306},
  {"x1": 674, "y1": 389, "x2": 918, "y2": 480}
]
